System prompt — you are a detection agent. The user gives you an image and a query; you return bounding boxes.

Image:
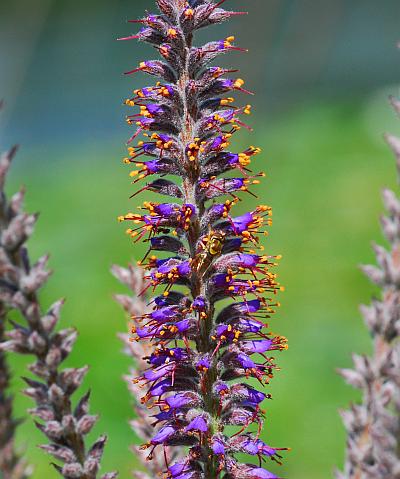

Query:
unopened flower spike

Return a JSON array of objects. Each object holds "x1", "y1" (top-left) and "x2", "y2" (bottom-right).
[
  {"x1": 0, "y1": 107, "x2": 30, "y2": 479},
  {"x1": 337, "y1": 95, "x2": 400, "y2": 478},
  {"x1": 0, "y1": 110, "x2": 116, "y2": 478},
  {"x1": 119, "y1": 1, "x2": 288, "y2": 478}
]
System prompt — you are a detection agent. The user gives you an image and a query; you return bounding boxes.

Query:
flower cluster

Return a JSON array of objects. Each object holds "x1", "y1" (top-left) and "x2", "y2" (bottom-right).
[
  {"x1": 119, "y1": 1, "x2": 287, "y2": 478},
  {"x1": 0, "y1": 127, "x2": 116, "y2": 478},
  {"x1": 337, "y1": 96, "x2": 400, "y2": 478}
]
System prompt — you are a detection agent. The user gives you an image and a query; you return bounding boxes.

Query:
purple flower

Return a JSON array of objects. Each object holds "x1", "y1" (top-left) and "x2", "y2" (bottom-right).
[
  {"x1": 236, "y1": 318, "x2": 263, "y2": 333},
  {"x1": 166, "y1": 392, "x2": 200, "y2": 409},
  {"x1": 169, "y1": 462, "x2": 187, "y2": 476},
  {"x1": 148, "y1": 347, "x2": 188, "y2": 365},
  {"x1": 151, "y1": 425, "x2": 176, "y2": 445},
  {"x1": 241, "y1": 440, "x2": 259, "y2": 455},
  {"x1": 168, "y1": 462, "x2": 200, "y2": 479},
  {"x1": 151, "y1": 306, "x2": 179, "y2": 321},
  {"x1": 148, "y1": 378, "x2": 172, "y2": 397},
  {"x1": 144, "y1": 363, "x2": 174, "y2": 381},
  {"x1": 236, "y1": 353, "x2": 256, "y2": 369},
  {"x1": 214, "y1": 381, "x2": 229, "y2": 395},
  {"x1": 241, "y1": 339, "x2": 273, "y2": 354},
  {"x1": 232, "y1": 384, "x2": 267, "y2": 405},
  {"x1": 196, "y1": 357, "x2": 211, "y2": 371},
  {"x1": 185, "y1": 415, "x2": 208, "y2": 433},
  {"x1": 212, "y1": 436, "x2": 226, "y2": 455},
  {"x1": 175, "y1": 319, "x2": 191, "y2": 332},
  {"x1": 192, "y1": 296, "x2": 206, "y2": 310},
  {"x1": 247, "y1": 467, "x2": 279, "y2": 479}
]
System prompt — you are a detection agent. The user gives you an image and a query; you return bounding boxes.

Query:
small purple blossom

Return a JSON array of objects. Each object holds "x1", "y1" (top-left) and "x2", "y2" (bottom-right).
[
  {"x1": 151, "y1": 425, "x2": 176, "y2": 445},
  {"x1": 185, "y1": 416, "x2": 208, "y2": 433},
  {"x1": 212, "y1": 436, "x2": 226, "y2": 455}
]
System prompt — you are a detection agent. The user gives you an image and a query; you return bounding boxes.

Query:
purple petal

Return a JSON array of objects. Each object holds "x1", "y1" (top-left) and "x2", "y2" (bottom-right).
[
  {"x1": 144, "y1": 363, "x2": 173, "y2": 381},
  {"x1": 185, "y1": 416, "x2": 208, "y2": 432},
  {"x1": 212, "y1": 437, "x2": 225, "y2": 455},
  {"x1": 151, "y1": 425, "x2": 176, "y2": 445},
  {"x1": 242, "y1": 340, "x2": 273, "y2": 354}
]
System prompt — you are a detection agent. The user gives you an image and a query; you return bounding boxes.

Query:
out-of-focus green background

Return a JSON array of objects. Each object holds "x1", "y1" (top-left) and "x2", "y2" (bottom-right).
[{"x1": 0, "y1": 0, "x2": 399, "y2": 477}]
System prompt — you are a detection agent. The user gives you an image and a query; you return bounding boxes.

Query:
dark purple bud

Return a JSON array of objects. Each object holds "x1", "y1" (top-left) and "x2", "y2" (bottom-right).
[
  {"x1": 150, "y1": 235, "x2": 186, "y2": 254},
  {"x1": 143, "y1": 178, "x2": 183, "y2": 198}
]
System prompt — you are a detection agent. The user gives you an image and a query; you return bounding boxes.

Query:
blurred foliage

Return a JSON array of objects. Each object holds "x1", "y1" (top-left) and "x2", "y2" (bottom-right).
[
  {"x1": 3, "y1": 96, "x2": 399, "y2": 478},
  {"x1": 1, "y1": 0, "x2": 400, "y2": 147}
]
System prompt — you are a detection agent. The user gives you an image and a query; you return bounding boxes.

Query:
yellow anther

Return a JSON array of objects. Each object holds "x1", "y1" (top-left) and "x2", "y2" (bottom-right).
[{"x1": 234, "y1": 78, "x2": 244, "y2": 88}]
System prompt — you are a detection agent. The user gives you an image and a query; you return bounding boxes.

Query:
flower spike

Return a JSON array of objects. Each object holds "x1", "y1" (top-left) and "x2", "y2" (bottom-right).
[
  {"x1": 119, "y1": 1, "x2": 288, "y2": 478},
  {"x1": 337, "y1": 95, "x2": 400, "y2": 478}
]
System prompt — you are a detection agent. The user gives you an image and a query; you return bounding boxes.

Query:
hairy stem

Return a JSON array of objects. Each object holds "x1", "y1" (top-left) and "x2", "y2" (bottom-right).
[{"x1": 174, "y1": 5, "x2": 218, "y2": 477}]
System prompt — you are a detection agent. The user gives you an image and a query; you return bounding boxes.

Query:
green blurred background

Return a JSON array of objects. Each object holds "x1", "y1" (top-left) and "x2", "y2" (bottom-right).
[{"x1": 0, "y1": 0, "x2": 400, "y2": 477}]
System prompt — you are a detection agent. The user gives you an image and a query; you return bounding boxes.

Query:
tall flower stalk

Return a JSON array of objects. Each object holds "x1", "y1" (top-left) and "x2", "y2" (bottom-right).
[
  {"x1": 0, "y1": 141, "x2": 30, "y2": 479},
  {"x1": 0, "y1": 134, "x2": 116, "y2": 478},
  {"x1": 337, "y1": 96, "x2": 400, "y2": 478},
  {"x1": 119, "y1": 1, "x2": 287, "y2": 478}
]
